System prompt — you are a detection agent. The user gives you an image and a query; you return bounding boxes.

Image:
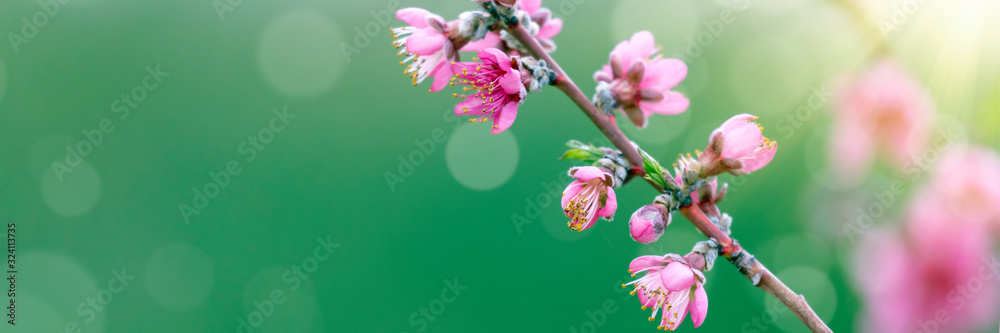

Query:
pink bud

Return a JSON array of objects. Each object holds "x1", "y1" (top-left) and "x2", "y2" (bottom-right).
[{"x1": 629, "y1": 204, "x2": 670, "y2": 244}]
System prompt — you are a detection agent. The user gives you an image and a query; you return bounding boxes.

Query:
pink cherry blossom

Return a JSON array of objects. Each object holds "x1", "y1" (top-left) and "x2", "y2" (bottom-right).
[
  {"x1": 625, "y1": 254, "x2": 708, "y2": 330},
  {"x1": 629, "y1": 204, "x2": 670, "y2": 244},
  {"x1": 855, "y1": 195, "x2": 997, "y2": 333},
  {"x1": 699, "y1": 114, "x2": 777, "y2": 175},
  {"x1": 519, "y1": 0, "x2": 562, "y2": 51},
  {"x1": 451, "y1": 48, "x2": 526, "y2": 134},
  {"x1": 927, "y1": 145, "x2": 1000, "y2": 225},
  {"x1": 561, "y1": 166, "x2": 617, "y2": 231},
  {"x1": 393, "y1": 8, "x2": 496, "y2": 92},
  {"x1": 830, "y1": 59, "x2": 934, "y2": 180},
  {"x1": 594, "y1": 31, "x2": 689, "y2": 128}
]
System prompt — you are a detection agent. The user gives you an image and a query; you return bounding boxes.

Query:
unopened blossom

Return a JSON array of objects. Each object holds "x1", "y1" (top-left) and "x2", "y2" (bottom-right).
[
  {"x1": 829, "y1": 59, "x2": 934, "y2": 180},
  {"x1": 855, "y1": 188, "x2": 997, "y2": 333},
  {"x1": 928, "y1": 145, "x2": 1000, "y2": 224},
  {"x1": 562, "y1": 166, "x2": 617, "y2": 232},
  {"x1": 698, "y1": 114, "x2": 777, "y2": 176},
  {"x1": 624, "y1": 254, "x2": 708, "y2": 330},
  {"x1": 594, "y1": 31, "x2": 689, "y2": 128},
  {"x1": 629, "y1": 204, "x2": 670, "y2": 244},
  {"x1": 451, "y1": 48, "x2": 526, "y2": 134},
  {"x1": 393, "y1": 8, "x2": 496, "y2": 92}
]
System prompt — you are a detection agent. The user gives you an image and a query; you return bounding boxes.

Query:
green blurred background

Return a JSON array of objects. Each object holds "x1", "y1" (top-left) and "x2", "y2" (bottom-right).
[{"x1": 1, "y1": 0, "x2": 998, "y2": 332}]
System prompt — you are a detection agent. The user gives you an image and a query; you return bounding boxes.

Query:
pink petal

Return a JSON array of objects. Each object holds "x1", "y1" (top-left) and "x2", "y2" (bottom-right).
[
  {"x1": 660, "y1": 262, "x2": 695, "y2": 292},
  {"x1": 406, "y1": 28, "x2": 447, "y2": 55},
  {"x1": 561, "y1": 180, "x2": 585, "y2": 209},
  {"x1": 690, "y1": 284, "x2": 708, "y2": 327},
  {"x1": 629, "y1": 255, "x2": 670, "y2": 273},
  {"x1": 639, "y1": 92, "x2": 689, "y2": 115},
  {"x1": 597, "y1": 187, "x2": 616, "y2": 217},
  {"x1": 491, "y1": 101, "x2": 519, "y2": 135},
  {"x1": 396, "y1": 8, "x2": 432, "y2": 28},
  {"x1": 429, "y1": 62, "x2": 453, "y2": 92},
  {"x1": 641, "y1": 58, "x2": 687, "y2": 91},
  {"x1": 738, "y1": 143, "x2": 777, "y2": 173},
  {"x1": 519, "y1": 0, "x2": 541, "y2": 14},
  {"x1": 479, "y1": 48, "x2": 510, "y2": 70},
  {"x1": 721, "y1": 120, "x2": 762, "y2": 158},
  {"x1": 719, "y1": 113, "x2": 757, "y2": 133},
  {"x1": 461, "y1": 32, "x2": 501, "y2": 52},
  {"x1": 537, "y1": 18, "x2": 563, "y2": 40},
  {"x1": 454, "y1": 95, "x2": 489, "y2": 116},
  {"x1": 636, "y1": 287, "x2": 657, "y2": 307},
  {"x1": 571, "y1": 166, "x2": 604, "y2": 181},
  {"x1": 498, "y1": 71, "x2": 523, "y2": 95}
]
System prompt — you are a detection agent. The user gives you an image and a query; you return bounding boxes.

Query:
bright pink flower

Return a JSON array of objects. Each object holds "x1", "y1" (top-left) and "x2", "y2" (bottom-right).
[
  {"x1": 855, "y1": 197, "x2": 997, "y2": 333},
  {"x1": 451, "y1": 48, "x2": 526, "y2": 134},
  {"x1": 393, "y1": 8, "x2": 496, "y2": 92},
  {"x1": 625, "y1": 254, "x2": 708, "y2": 330},
  {"x1": 699, "y1": 114, "x2": 777, "y2": 175},
  {"x1": 594, "y1": 31, "x2": 689, "y2": 128},
  {"x1": 629, "y1": 204, "x2": 670, "y2": 244},
  {"x1": 830, "y1": 59, "x2": 934, "y2": 180},
  {"x1": 562, "y1": 166, "x2": 617, "y2": 231},
  {"x1": 928, "y1": 145, "x2": 1000, "y2": 225}
]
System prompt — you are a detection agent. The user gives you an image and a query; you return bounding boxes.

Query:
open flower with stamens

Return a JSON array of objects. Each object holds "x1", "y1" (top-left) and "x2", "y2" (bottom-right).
[
  {"x1": 451, "y1": 48, "x2": 526, "y2": 134},
  {"x1": 698, "y1": 113, "x2": 777, "y2": 176},
  {"x1": 561, "y1": 166, "x2": 617, "y2": 231},
  {"x1": 625, "y1": 254, "x2": 708, "y2": 331},
  {"x1": 393, "y1": 8, "x2": 497, "y2": 92},
  {"x1": 593, "y1": 31, "x2": 689, "y2": 128}
]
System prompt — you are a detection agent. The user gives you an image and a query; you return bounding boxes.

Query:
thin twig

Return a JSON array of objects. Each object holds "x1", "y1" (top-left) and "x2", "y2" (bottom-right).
[{"x1": 500, "y1": 13, "x2": 833, "y2": 333}]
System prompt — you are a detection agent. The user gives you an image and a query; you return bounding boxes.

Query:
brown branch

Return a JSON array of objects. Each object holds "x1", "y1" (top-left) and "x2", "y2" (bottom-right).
[{"x1": 501, "y1": 14, "x2": 833, "y2": 333}]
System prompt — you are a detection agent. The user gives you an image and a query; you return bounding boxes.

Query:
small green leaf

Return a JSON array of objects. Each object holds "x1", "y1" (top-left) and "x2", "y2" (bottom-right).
[
  {"x1": 638, "y1": 148, "x2": 668, "y2": 189},
  {"x1": 560, "y1": 149, "x2": 594, "y2": 161}
]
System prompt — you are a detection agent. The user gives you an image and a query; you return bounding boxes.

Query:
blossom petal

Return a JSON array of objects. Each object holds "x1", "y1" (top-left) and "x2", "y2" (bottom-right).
[
  {"x1": 597, "y1": 187, "x2": 616, "y2": 217},
  {"x1": 738, "y1": 143, "x2": 777, "y2": 173},
  {"x1": 396, "y1": 8, "x2": 432, "y2": 28},
  {"x1": 429, "y1": 62, "x2": 453, "y2": 92},
  {"x1": 690, "y1": 284, "x2": 708, "y2": 327},
  {"x1": 629, "y1": 255, "x2": 670, "y2": 273},
  {"x1": 461, "y1": 32, "x2": 501, "y2": 52},
  {"x1": 561, "y1": 180, "x2": 585, "y2": 209},
  {"x1": 454, "y1": 95, "x2": 488, "y2": 116},
  {"x1": 491, "y1": 101, "x2": 519, "y2": 134},
  {"x1": 641, "y1": 58, "x2": 687, "y2": 91},
  {"x1": 406, "y1": 28, "x2": 447, "y2": 55},
  {"x1": 478, "y1": 48, "x2": 510, "y2": 70},
  {"x1": 498, "y1": 71, "x2": 523, "y2": 95},
  {"x1": 639, "y1": 92, "x2": 689, "y2": 115},
  {"x1": 537, "y1": 18, "x2": 563, "y2": 40},
  {"x1": 571, "y1": 166, "x2": 604, "y2": 181},
  {"x1": 520, "y1": 0, "x2": 541, "y2": 14},
  {"x1": 661, "y1": 262, "x2": 696, "y2": 292}
]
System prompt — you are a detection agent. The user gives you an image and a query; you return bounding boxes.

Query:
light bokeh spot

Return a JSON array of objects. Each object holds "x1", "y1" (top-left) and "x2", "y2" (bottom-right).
[
  {"x1": 144, "y1": 243, "x2": 215, "y2": 311},
  {"x1": 257, "y1": 10, "x2": 345, "y2": 98},
  {"x1": 41, "y1": 160, "x2": 101, "y2": 217},
  {"x1": 728, "y1": 40, "x2": 813, "y2": 116},
  {"x1": 445, "y1": 123, "x2": 519, "y2": 191},
  {"x1": 17, "y1": 252, "x2": 104, "y2": 332},
  {"x1": 239, "y1": 266, "x2": 324, "y2": 332}
]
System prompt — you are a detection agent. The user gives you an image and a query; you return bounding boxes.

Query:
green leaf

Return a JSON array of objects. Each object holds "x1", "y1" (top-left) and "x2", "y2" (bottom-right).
[
  {"x1": 560, "y1": 148, "x2": 595, "y2": 161},
  {"x1": 638, "y1": 148, "x2": 668, "y2": 189}
]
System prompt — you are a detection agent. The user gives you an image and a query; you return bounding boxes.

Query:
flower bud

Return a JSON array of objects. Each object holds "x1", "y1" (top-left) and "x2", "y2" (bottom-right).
[{"x1": 629, "y1": 204, "x2": 671, "y2": 244}]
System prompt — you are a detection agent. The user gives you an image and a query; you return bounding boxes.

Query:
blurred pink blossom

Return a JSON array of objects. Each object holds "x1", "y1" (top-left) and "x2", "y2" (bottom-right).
[
  {"x1": 927, "y1": 145, "x2": 1000, "y2": 226},
  {"x1": 829, "y1": 59, "x2": 934, "y2": 180}
]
